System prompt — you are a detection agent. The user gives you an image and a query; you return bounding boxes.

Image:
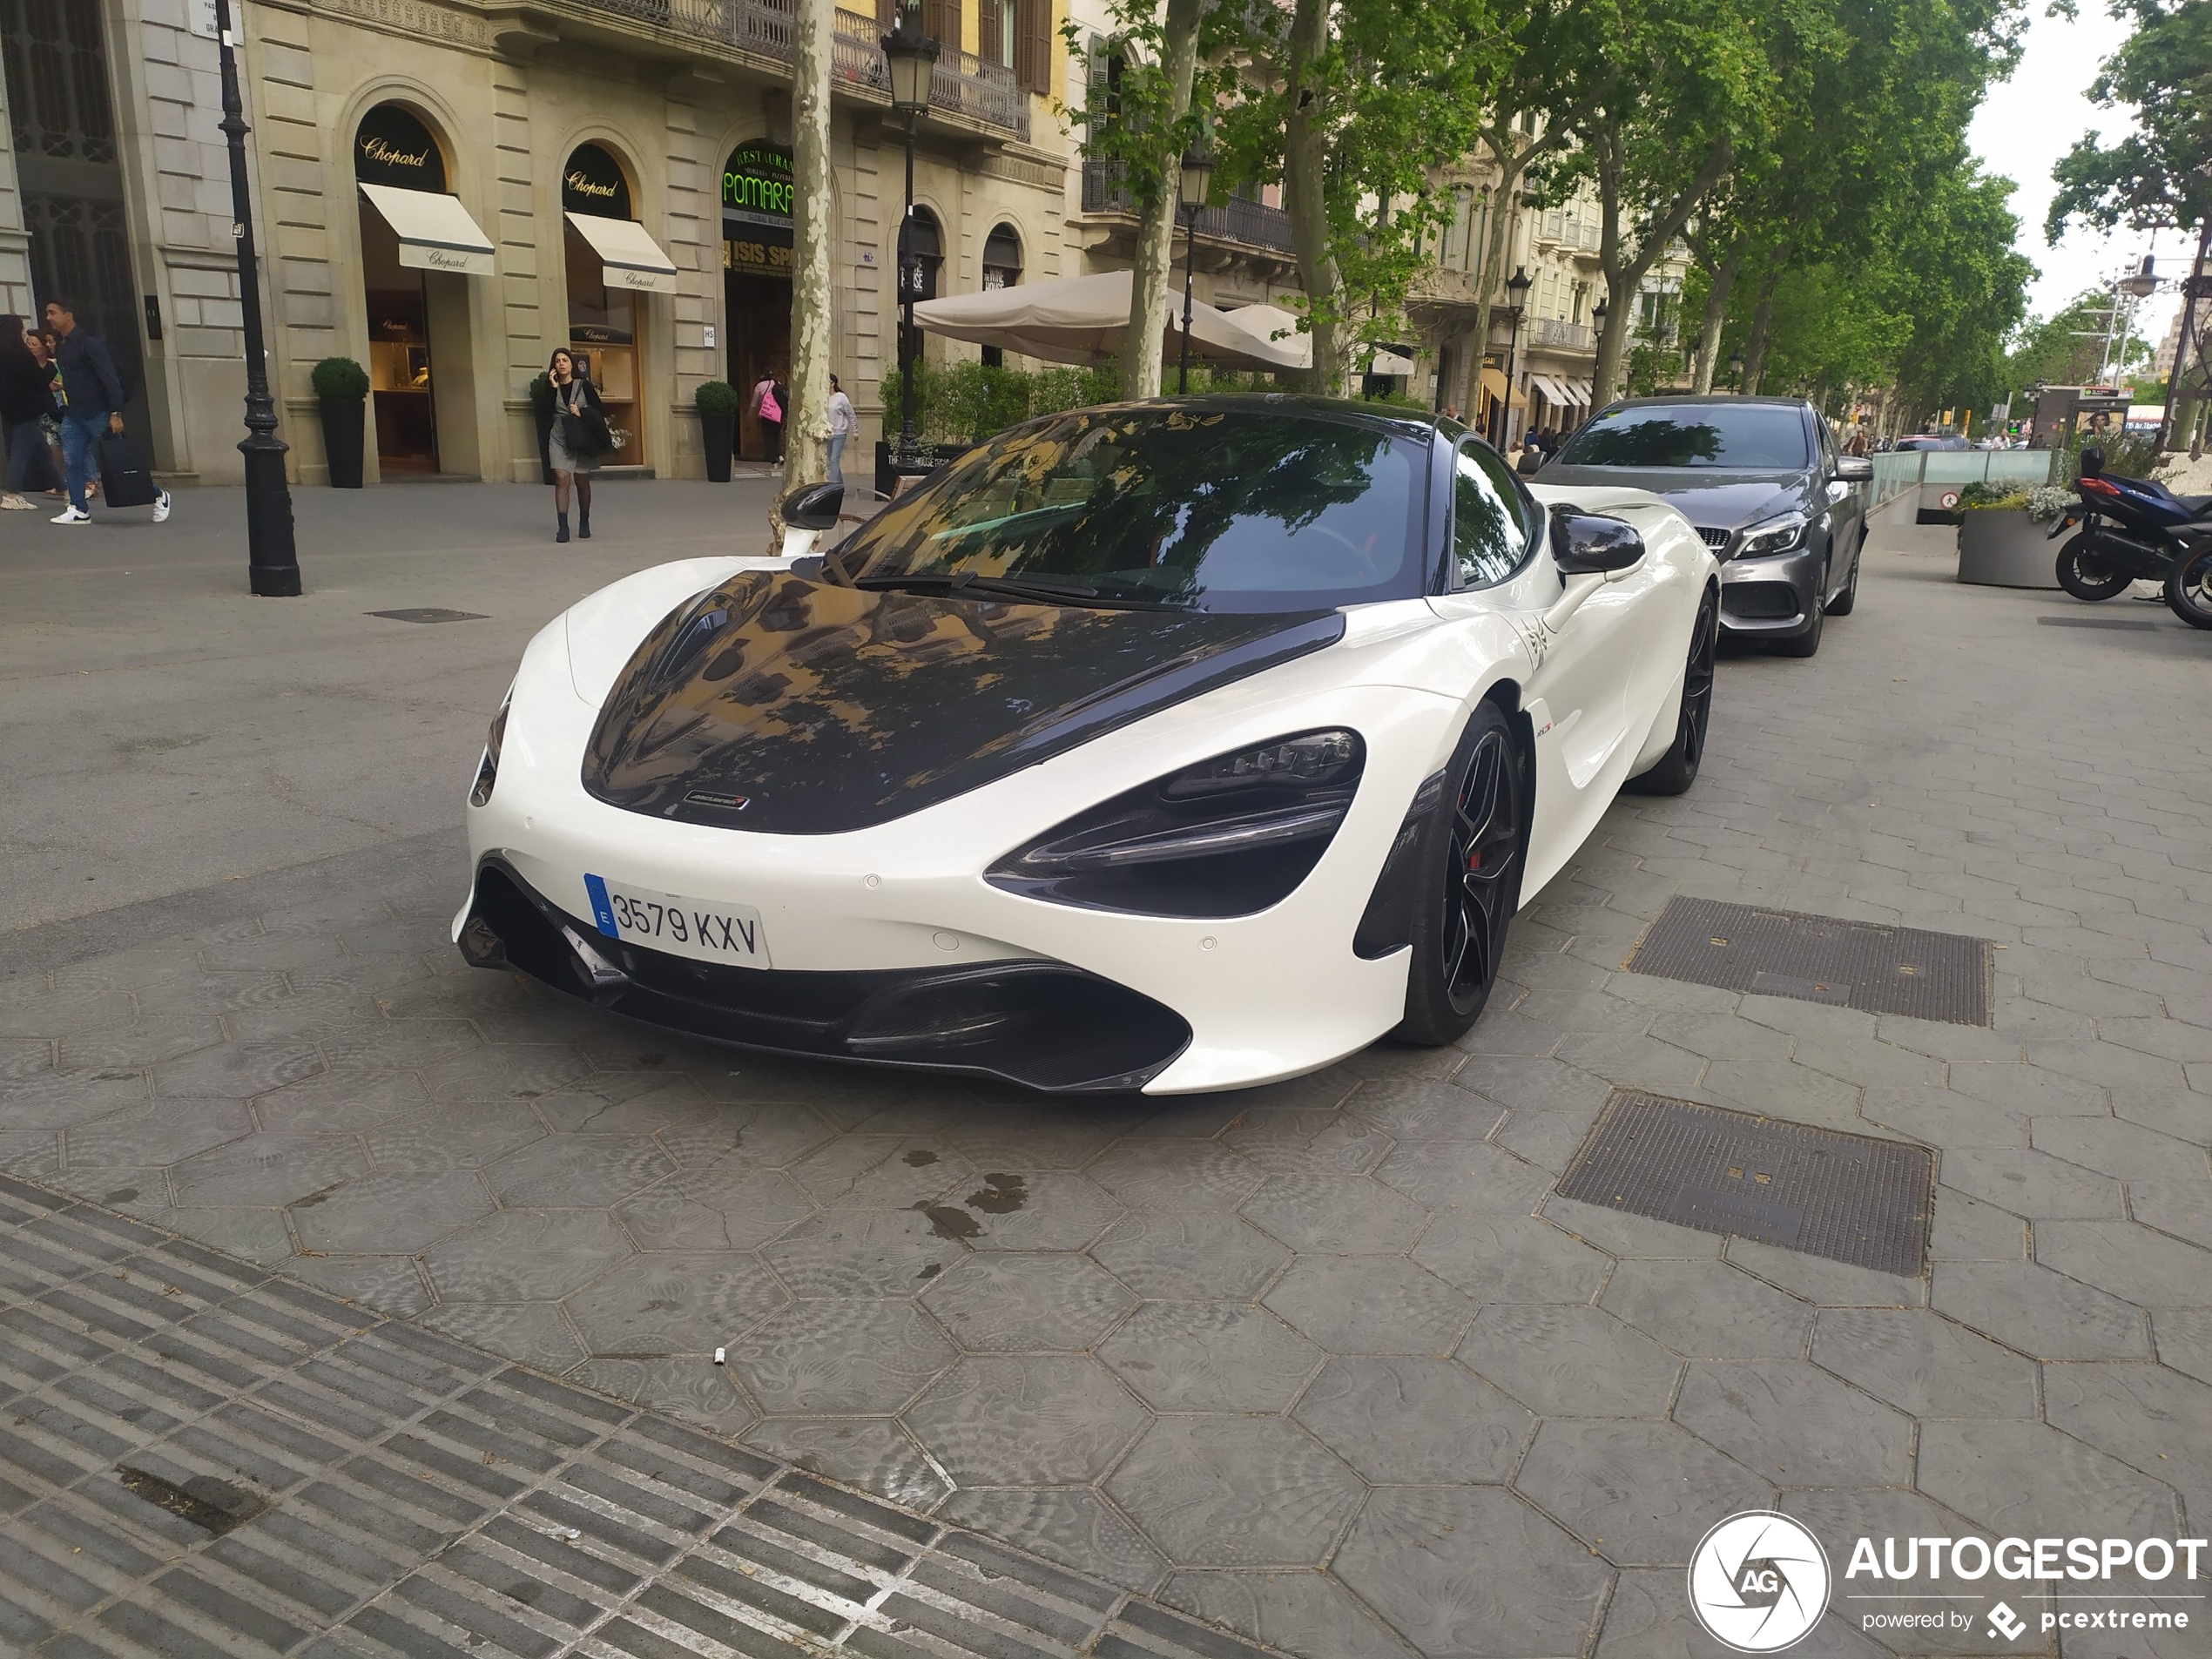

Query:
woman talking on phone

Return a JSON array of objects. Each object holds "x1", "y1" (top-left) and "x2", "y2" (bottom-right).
[{"x1": 545, "y1": 347, "x2": 609, "y2": 543}]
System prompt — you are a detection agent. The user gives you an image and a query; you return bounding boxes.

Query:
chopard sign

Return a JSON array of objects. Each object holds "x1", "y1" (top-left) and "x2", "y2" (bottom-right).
[
  {"x1": 565, "y1": 170, "x2": 619, "y2": 200},
  {"x1": 361, "y1": 136, "x2": 430, "y2": 171}
]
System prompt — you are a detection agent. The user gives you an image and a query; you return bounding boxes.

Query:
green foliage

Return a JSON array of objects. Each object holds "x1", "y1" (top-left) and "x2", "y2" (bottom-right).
[
  {"x1": 310, "y1": 357, "x2": 369, "y2": 401},
  {"x1": 878, "y1": 361, "x2": 1128, "y2": 444},
  {"x1": 694, "y1": 380, "x2": 741, "y2": 417},
  {"x1": 2047, "y1": 0, "x2": 2211, "y2": 238},
  {"x1": 1955, "y1": 481, "x2": 2029, "y2": 509}
]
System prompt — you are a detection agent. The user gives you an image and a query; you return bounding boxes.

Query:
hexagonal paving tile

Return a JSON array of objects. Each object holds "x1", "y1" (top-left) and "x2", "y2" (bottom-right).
[
  {"x1": 1161, "y1": 1570, "x2": 1416, "y2": 1659},
  {"x1": 940, "y1": 1487, "x2": 1169, "y2": 1595},
  {"x1": 1514, "y1": 1418, "x2": 1771, "y2": 1567},
  {"x1": 1088, "y1": 1211, "x2": 1289, "y2": 1300},
  {"x1": 741, "y1": 1417, "x2": 949, "y2": 1511},
  {"x1": 1239, "y1": 1174, "x2": 1426, "y2": 1255},
  {"x1": 1083, "y1": 1140, "x2": 1266, "y2": 1211},
  {"x1": 422, "y1": 1209, "x2": 634, "y2": 1302},
  {"x1": 415, "y1": 1300, "x2": 588, "y2": 1370},
  {"x1": 1263, "y1": 1256, "x2": 1474, "y2": 1354},
  {"x1": 636, "y1": 1157, "x2": 816, "y2": 1248},
  {"x1": 904, "y1": 1355, "x2": 1146, "y2": 1485},
  {"x1": 1293, "y1": 1356, "x2": 1532, "y2": 1485},
  {"x1": 727, "y1": 1299, "x2": 954, "y2": 1414},
  {"x1": 1104, "y1": 1417, "x2": 1362, "y2": 1568},
  {"x1": 59, "y1": 1097, "x2": 254, "y2": 1167},
  {"x1": 1458, "y1": 1305, "x2": 1682, "y2": 1417},
  {"x1": 1916, "y1": 1418, "x2": 2181, "y2": 1541},
  {"x1": 920, "y1": 1252, "x2": 1136, "y2": 1352},
  {"x1": 1673, "y1": 1359, "x2": 1912, "y2": 1487},
  {"x1": 290, "y1": 1170, "x2": 492, "y2": 1253},
  {"x1": 485, "y1": 1134, "x2": 676, "y2": 1209},
  {"x1": 788, "y1": 1135, "x2": 973, "y2": 1208},
  {"x1": 1810, "y1": 1307, "x2": 2039, "y2": 1419},
  {"x1": 761, "y1": 1208, "x2": 968, "y2": 1298},
  {"x1": 1414, "y1": 1211, "x2": 1611, "y2": 1304},
  {"x1": 1931, "y1": 1261, "x2": 2149, "y2": 1360},
  {"x1": 170, "y1": 1132, "x2": 368, "y2": 1209},
  {"x1": 1333, "y1": 1486, "x2": 1609, "y2": 1656},
  {"x1": 955, "y1": 1171, "x2": 1125, "y2": 1251},
  {"x1": 1097, "y1": 1302, "x2": 1320, "y2": 1413},
  {"x1": 563, "y1": 1251, "x2": 788, "y2": 1354},
  {"x1": 1602, "y1": 1259, "x2": 1816, "y2": 1359},
  {"x1": 1367, "y1": 1138, "x2": 1551, "y2": 1212}
]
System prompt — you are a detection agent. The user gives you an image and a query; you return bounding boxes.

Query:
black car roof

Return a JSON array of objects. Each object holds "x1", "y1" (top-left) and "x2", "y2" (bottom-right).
[
  {"x1": 1080, "y1": 393, "x2": 1447, "y2": 440},
  {"x1": 1600, "y1": 394, "x2": 1815, "y2": 411}
]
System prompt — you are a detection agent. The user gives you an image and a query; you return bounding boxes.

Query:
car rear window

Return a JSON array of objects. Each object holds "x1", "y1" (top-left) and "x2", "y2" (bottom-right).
[
  {"x1": 833, "y1": 407, "x2": 1429, "y2": 613},
  {"x1": 1555, "y1": 405, "x2": 1811, "y2": 469}
]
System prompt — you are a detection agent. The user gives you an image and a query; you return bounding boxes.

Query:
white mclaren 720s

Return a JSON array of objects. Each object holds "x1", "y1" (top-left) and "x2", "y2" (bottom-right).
[{"x1": 455, "y1": 397, "x2": 1720, "y2": 1095}]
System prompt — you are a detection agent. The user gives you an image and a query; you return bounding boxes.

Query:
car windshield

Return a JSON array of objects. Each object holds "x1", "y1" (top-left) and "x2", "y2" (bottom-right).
[
  {"x1": 831, "y1": 406, "x2": 1428, "y2": 612},
  {"x1": 1555, "y1": 404, "x2": 1810, "y2": 469}
]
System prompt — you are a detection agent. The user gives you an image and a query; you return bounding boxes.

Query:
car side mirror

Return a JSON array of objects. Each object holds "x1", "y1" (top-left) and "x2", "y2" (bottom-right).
[
  {"x1": 1834, "y1": 455, "x2": 1872, "y2": 482},
  {"x1": 779, "y1": 482, "x2": 845, "y2": 530},
  {"x1": 1550, "y1": 508, "x2": 1645, "y2": 575}
]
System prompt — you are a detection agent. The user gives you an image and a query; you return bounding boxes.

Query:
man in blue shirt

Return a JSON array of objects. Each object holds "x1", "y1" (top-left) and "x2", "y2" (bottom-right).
[{"x1": 43, "y1": 298, "x2": 170, "y2": 526}]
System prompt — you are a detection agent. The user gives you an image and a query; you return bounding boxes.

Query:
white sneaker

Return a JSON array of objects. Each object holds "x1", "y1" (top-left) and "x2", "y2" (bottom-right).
[
  {"x1": 51, "y1": 505, "x2": 90, "y2": 524},
  {"x1": 0, "y1": 494, "x2": 32, "y2": 509},
  {"x1": 152, "y1": 490, "x2": 171, "y2": 523}
]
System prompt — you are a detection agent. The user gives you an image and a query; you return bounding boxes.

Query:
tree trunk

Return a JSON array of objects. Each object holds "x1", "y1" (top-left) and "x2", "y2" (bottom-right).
[
  {"x1": 782, "y1": 0, "x2": 836, "y2": 526},
  {"x1": 1691, "y1": 242, "x2": 1740, "y2": 394},
  {"x1": 1741, "y1": 268, "x2": 1779, "y2": 394},
  {"x1": 1284, "y1": 0, "x2": 1349, "y2": 395},
  {"x1": 1589, "y1": 133, "x2": 1730, "y2": 408},
  {"x1": 1121, "y1": 0, "x2": 1207, "y2": 400}
]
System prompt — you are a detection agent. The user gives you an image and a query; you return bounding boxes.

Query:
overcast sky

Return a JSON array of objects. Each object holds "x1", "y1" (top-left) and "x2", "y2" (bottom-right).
[{"x1": 1966, "y1": 0, "x2": 2182, "y2": 354}]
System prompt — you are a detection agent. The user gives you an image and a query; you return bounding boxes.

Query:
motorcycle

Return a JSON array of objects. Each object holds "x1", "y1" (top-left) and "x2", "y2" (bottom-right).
[{"x1": 2048, "y1": 448, "x2": 2212, "y2": 623}]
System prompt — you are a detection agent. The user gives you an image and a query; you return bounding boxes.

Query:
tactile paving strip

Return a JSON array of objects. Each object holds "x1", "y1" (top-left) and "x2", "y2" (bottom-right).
[
  {"x1": 0, "y1": 1174, "x2": 1280, "y2": 1659},
  {"x1": 1623, "y1": 897, "x2": 1992, "y2": 1025},
  {"x1": 1555, "y1": 1093, "x2": 1937, "y2": 1275}
]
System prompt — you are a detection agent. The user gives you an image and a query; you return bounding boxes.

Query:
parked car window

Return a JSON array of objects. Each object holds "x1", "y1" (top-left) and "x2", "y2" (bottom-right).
[
  {"x1": 839, "y1": 408, "x2": 1429, "y2": 613},
  {"x1": 1816, "y1": 416, "x2": 1838, "y2": 475},
  {"x1": 1451, "y1": 437, "x2": 1531, "y2": 588},
  {"x1": 1554, "y1": 404, "x2": 1811, "y2": 469}
]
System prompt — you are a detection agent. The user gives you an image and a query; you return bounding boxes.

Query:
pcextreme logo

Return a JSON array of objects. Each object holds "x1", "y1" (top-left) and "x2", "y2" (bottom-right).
[{"x1": 1688, "y1": 1512, "x2": 1833, "y2": 1652}]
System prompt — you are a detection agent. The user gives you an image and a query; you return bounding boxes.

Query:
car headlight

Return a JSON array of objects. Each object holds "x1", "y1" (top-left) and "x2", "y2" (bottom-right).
[
  {"x1": 469, "y1": 692, "x2": 511, "y2": 808},
  {"x1": 987, "y1": 730, "x2": 1365, "y2": 918},
  {"x1": 1735, "y1": 511, "x2": 1808, "y2": 557}
]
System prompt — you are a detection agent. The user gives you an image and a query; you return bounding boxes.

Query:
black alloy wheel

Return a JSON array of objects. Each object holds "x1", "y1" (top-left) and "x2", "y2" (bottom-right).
[
  {"x1": 1627, "y1": 583, "x2": 1718, "y2": 797},
  {"x1": 2166, "y1": 546, "x2": 2212, "y2": 630},
  {"x1": 2056, "y1": 533, "x2": 2134, "y2": 602},
  {"x1": 1394, "y1": 703, "x2": 1527, "y2": 1045},
  {"x1": 1771, "y1": 563, "x2": 1825, "y2": 658}
]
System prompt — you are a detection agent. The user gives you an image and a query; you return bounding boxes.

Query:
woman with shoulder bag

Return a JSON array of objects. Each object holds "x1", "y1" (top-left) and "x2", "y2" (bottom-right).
[
  {"x1": 545, "y1": 347, "x2": 610, "y2": 543},
  {"x1": 0, "y1": 315, "x2": 56, "y2": 509}
]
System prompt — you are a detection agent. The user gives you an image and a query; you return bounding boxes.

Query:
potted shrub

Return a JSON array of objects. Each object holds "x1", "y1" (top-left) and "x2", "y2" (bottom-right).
[
  {"x1": 696, "y1": 381, "x2": 738, "y2": 482},
  {"x1": 1955, "y1": 482, "x2": 2062, "y2": 589},
  {"x1": 310, "y1": 357, "x2": 369, "y2": 489},
  {"x1": 528, "y1": 373, "x2": 556, "y2": 486}
]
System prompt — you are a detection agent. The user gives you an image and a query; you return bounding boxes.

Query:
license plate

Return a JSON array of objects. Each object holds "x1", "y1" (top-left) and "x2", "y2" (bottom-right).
[{"x1": 583, "y1": 874, "x2": 770, "y2": 968}]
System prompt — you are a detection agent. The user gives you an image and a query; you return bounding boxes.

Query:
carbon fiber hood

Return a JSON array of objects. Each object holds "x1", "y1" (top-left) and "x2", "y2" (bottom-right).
[{"x1": 581, "y1": 571, "x2": 1345, "y2": 835}]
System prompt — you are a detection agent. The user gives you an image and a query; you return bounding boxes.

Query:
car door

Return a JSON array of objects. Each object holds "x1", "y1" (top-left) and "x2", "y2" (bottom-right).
[
  {"x1": 1433, "y1": 438, "x2": 1650, "y2": 893},
  {"x1": 1814, "y1": 415, "x2": 1860, "y2": 591}
]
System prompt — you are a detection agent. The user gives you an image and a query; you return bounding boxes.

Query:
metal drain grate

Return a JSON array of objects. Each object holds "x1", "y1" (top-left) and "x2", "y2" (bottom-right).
[
  {"x1": 367, "y1": 607, "x2": 489, "y2": 624},
  {"x1": 1625, "y1": 897, "x2": 1991, "y2": 1025},
  {"x1": 1556, "y1": 1092, "x2": 1935, "y2": 1274},
  {"x1": 2036, "y1": 615, "x2": 2161, "y2": 631}
]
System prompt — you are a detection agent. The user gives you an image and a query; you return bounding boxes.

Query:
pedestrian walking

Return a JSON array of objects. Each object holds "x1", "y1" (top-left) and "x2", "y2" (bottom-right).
[
  {"x1": 44, "y1": 298, "x2": 166, "y2": 526},
  {"x1": 543, "y1": 347, "x2": 608, "y2": 543},
  {"x1": 751, "y1": 370, "x2": 785, "y2": 464},
  {"x1": 0, "y1": 314, "x2": 54, "y2": 511},
  {"x1": 826, "y1": 374, "x2": 856, "y2": 486}
]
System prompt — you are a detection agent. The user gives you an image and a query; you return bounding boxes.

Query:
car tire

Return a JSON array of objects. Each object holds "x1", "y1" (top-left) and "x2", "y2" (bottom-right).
[
  {"x1": 1826, "y1": 531, "x2": 1863, "y2": 617},
  {"x1": 2056, "y1": 533, "x2": 2133, "y2": 602},
  {"x1": 1771, "y1": 566, "x2": 1825, "y2": 658},
  {"x1": 1626, "y1": 583, "x2": 1718, "y2": 798},
  {"x1": 1393, "y1": 702, "x2": 1527, "y2": 1047}
]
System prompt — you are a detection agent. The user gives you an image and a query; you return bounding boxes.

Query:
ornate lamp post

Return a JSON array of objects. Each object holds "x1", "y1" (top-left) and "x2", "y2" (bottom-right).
[
  {"x1": 881, "y1": 8, "x2": 938, "y2": 472},
  {"x1": 213, "y1": 0, "x2": 300, "y2": 597},
  {"x1": 1175, "y1": 144, "x2": 1215, "y2": 395},
  {"x1": 1728, "y1": 350, "x2": 1745, "y2": 392},
  {"x1": 1496, "y1": 265, "x2": 1531, "y2": 448}
]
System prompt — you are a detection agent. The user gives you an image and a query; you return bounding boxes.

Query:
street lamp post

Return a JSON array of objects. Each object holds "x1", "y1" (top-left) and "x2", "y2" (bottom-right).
[
  {"x1": 1175, "y1": 145, "x2": 1215, "y2": 395},
  {"x1": 881, "y1": 8, "x2": 938, "y2": 473},
  {"x1": 1728, "y1": 351, "x2": 1745, "y2": 392},
  {"x1": 213, "y1": 0, "x2": 299, "y2": 597},
  {"x1": 1497, "y1": 265, "x2": 1531, "y2": 449}
]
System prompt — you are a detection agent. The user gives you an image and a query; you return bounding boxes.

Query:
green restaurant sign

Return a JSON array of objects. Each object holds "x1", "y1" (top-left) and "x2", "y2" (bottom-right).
[{"x1": 723, "y1": 144, "x2": 794, "y2": 226}]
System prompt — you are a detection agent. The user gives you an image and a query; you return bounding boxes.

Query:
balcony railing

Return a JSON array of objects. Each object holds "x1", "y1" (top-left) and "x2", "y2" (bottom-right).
[
  {"x1": 1527, "y1": 316, "x2": 1592, "y2": 351},
  {"x1": 562, "y1": 0, "x2": 1028, "y2": 140},
  {"x1": 1082, "y1": 161, "x2": 1296, "y2": 254}
]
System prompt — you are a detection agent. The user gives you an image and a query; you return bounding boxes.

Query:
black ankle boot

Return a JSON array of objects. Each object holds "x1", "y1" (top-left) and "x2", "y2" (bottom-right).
[
  {"x1": 578, "y1": 509, "x2": 591, "y2": 540},
  {"x1": 556, "y1": 510, "x2": 570, "y2": 544}
]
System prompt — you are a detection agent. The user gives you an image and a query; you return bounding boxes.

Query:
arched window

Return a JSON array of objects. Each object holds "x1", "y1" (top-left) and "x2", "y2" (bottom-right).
[
  {"x1": 561, "y1": 141, "x2": 633, "y2": 219},
  {"x1": 982, "y1": 224, "x2": 1022, "y2": 291},
  {"x1": 900, "y1": 206, "x2": 942, "y2": 301},
  {"x1": 354, "y1": 103, "x2": 447, "y2": 192}
]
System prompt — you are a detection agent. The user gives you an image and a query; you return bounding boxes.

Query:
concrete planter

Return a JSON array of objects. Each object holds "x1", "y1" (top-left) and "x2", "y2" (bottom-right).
[{"x1": 1957, "y1": 509, "x2": 2060, "y2": 589}]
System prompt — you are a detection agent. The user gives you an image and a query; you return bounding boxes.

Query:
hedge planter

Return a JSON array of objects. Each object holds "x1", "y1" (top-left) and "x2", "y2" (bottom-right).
[
  {"x1": 317, "y1": 397, "x2": 365, "y2": 489},
  {"x1": 1957, "y1": 509, "x2": 2061, "y2": 589}
]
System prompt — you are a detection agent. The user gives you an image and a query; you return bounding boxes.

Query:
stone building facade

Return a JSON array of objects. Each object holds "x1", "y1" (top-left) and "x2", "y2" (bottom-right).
[{"x1": 0, "y1": 0, "x2": 1070, "y2": 486}]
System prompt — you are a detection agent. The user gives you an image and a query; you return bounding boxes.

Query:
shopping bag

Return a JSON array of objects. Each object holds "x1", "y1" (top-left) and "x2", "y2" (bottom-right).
[{"x1": 96, "y1": 431, "x2": 160, "y2": 509}]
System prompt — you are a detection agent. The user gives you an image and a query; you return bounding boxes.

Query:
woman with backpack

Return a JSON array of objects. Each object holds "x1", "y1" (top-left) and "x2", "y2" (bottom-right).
[
  {"x1": 751, "y1": 369, "x2": 786, "y2": 465},
  {"x1": 545, "y1": 347, "x2": 608, "y2": 543}
]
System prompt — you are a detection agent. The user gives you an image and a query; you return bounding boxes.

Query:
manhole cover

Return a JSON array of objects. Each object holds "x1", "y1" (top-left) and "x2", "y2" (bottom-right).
[
  {"x1": 367, "y1": 608, "x2": 489, "y2": 624},
  {"x1": 2035, "y1": 615, "x2": 2161, "y2": 631},
  {"x1": 1625, "y1": 898, "x2": 1991, "y2": 1025},
  {"x1": 1556, "y1": 1092, "x2": 1935, "y2": 1275}
]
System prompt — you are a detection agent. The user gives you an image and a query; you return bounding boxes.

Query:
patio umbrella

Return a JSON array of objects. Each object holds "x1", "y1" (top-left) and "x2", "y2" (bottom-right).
[
  {"x1": 911, "y1": 270, "x2": 1308, "y2": 372},
  {"x1": 1220, "y1": 302, "x2": 1313, "y2": 369}
]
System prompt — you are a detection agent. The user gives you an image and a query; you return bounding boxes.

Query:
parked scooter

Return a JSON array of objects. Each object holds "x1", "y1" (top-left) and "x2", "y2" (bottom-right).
[{"x1": 2048, "y1": 448, "x2": 2212, "y2": 612}]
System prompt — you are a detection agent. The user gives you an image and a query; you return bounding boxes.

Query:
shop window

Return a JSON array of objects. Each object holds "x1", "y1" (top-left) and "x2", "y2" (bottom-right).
[
  {"x1": 899, "y1": 207, "x2": 941, "y2": 371},
  {"x1": 355, "y1": 103, "x2": 452, "y2": 471},
  {"x1": 981, "y1": 223, "x2": 1020, "y2": 366},
  {"x1": 563, "y1": 142, "x2": 646, "y2": 466}
]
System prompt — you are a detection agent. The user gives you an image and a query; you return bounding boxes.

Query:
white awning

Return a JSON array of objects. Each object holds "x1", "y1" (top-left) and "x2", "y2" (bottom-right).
[
  {"x1": 1564, "y1": 376, "x2": 1594, "y2": 404},
  {"x1": 1530, "y1": 374, "x2": 1574, "y2": 406},
  {"x1": 359, "y1": 182, "x2": 495, "y2": 276},
  {"x1": 1224, "y1": 303, "x2": 1312, "y2": 369},
  {"x1": 912, "y1": 270, "x2": 1307, "y2": 371},
  {"x1": 564, "y1": 212, "x2": 680, "y2": 295},
  {"x1": 1367, "y1": 347, "x2": 1417, "y2": 377}
]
